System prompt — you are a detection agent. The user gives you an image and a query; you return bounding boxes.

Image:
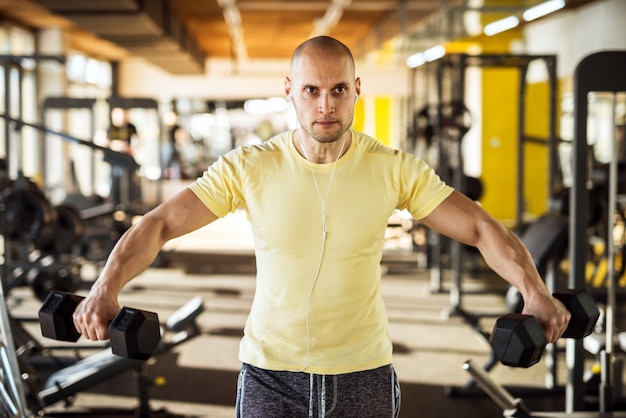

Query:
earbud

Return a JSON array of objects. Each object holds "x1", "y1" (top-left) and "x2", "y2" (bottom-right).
[{"x1": 355, "y1": 94, "x2": 359, "y2": 102}]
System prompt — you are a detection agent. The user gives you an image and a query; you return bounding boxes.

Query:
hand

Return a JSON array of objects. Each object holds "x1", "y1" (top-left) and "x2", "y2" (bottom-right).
[
  {"x1": 72, "y1": 287, "x2": 121, "y2": 341},
  {"x1": 521, "y1": 292, "x2": 571, "y2": 343}
]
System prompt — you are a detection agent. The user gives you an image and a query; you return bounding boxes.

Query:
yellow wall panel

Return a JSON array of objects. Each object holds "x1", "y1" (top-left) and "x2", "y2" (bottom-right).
[
  {"x1": 375, "y1": 97, "x2": 392, "y2": 146},
  {"x1": 481, "y1": 68, "x2": 519, "y2": 221},
  {"x1": 353, "y1": 98, "x2": 365, "y2": 132},
  {"x1": 480, "y1": 68, "x2": 555, "y2": 223},
  {"x1": 523, "y1": 81, "x2": 552, "y2": 216}
]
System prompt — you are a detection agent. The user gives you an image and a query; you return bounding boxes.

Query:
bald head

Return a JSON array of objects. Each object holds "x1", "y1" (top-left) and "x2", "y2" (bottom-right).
[{"x1": 290, "y1": 36, "x2": 355, "y2": 77}]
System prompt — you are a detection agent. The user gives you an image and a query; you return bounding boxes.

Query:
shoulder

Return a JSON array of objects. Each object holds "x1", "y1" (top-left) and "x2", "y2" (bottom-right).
[
  {"x1": 351, "y1": 130, "x2": 403, "y2": 158},
  {"x1": 219, "y1": 131, "x2": 292, "y2": 166}
]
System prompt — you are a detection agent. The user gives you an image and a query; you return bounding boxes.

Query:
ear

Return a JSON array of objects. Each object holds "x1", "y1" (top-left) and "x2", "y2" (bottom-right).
[
  {"x1": 354, "y1": 77, "x2": 361, "y2": 99},
  {"x1": 285, "y1": 77, "x2": 292, "y2": 102}
]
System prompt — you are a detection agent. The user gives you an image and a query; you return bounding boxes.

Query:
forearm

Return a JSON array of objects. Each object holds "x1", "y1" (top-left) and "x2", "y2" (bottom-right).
[
  {"x1": 474, "y1": 218, "x2": 551, "y2": 303},
  {"x1": 90, "y1": 214, "x2": 168, "y2": 297}
]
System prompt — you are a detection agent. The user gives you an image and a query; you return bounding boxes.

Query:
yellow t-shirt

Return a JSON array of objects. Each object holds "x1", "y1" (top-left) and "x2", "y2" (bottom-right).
[{"x1": 189, "y1": 129, "x2": 453, "y2": 374}]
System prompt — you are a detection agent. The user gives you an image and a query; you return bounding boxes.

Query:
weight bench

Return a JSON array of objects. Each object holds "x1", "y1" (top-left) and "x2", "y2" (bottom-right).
[{"x1": 35, "y1": 296, "x2": 204, "y2": 415}]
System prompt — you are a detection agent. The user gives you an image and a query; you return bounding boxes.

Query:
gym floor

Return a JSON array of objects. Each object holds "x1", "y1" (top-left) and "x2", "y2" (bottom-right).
[{"x1": 7, "y1": 182, "x2": 623, "y2": 417}]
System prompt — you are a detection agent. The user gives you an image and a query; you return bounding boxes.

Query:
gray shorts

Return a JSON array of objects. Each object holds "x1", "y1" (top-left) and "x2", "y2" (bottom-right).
[{"x1": 235, "y1": 363, "x2": 401, "y2": 418}]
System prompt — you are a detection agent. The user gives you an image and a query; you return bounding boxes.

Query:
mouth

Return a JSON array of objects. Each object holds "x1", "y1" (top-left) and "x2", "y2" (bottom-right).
[{"x1": 314, "y1": 120, "x2": 337, "y2": 128}]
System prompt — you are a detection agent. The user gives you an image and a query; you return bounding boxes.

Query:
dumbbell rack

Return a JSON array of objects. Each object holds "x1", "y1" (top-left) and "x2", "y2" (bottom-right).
[{"x1": 557, "y1": 51, "x2": 626, "y2": 413}]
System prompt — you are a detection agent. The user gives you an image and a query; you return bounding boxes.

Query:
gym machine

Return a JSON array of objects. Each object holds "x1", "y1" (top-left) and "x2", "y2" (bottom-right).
[
  {"x1": 567, "y1": 50, "x2": 626, "y2": 413},
  {"x1": 412, "y1": 53, "x2": 559, "y2": 312}
]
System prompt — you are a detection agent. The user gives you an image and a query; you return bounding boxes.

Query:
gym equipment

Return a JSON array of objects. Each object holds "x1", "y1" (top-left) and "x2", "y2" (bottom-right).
[
  {"x1": 568, "y1": 50, "x2": 626, "y2": 413},
  {"x1": 35, "y1": 295, "x2": 204, "y2": 417},
  {"x1": 32, "y1": 204, "x2": 84, "y2": 255},
  {"x1": 38, "y1": 291, "x2": 161, "y2": 360},
  {"x1": 0, "y1": 282, "x2": 30, "y2": 418},
  {"x1": 490, "y1": 289, "x2": 600, "y2": 368},
  {"x1": 30, "y1": 264, "x2": 82, "y2": 302},
  {"x1": 464, "y1": 359, "x2": 626, "y2": 417},
  {"x1": 420, "y1": 53, "x2": 559, "y2": 300},
  {"x1": 438, "y1": 101, "x2": 473, "y2": 139},
  {"x1": 0, "y1": 168, "x2": 86, "y2": 301},
  {"x1": 0, "y1": 172, "x2": 56, "y2": 243}
]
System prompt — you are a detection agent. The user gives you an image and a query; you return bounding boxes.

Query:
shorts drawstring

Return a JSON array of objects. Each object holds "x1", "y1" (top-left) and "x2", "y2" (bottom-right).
[{"x1": 309, "y1": 373, "x2": 314, "y2": 418}]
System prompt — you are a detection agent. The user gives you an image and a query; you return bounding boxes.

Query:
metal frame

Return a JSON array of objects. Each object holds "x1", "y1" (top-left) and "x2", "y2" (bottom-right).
[{"x1": 569, "y1": 50, "x2": 626, "y2": 413}]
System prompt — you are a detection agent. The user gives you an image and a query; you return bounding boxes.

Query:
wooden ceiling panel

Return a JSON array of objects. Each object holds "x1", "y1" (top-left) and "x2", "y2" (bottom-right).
[
  {"x1": 242, "y1": 11, "x2": 315, "y2": 59},
  {"x1": 0, "y1": 0, "x2": 601, "y2": 75},
  {"x1": 186, "y1": 17, "x2": 231, "y2": 58}
]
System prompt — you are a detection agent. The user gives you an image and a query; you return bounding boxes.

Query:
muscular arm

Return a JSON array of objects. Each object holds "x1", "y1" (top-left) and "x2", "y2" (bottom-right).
[
  {"x1": 74, "y1": 188, "x2": 219, "y2": 340},
  {"x1": 420, "y1": 190, "x2": 570, "y2": 343}
]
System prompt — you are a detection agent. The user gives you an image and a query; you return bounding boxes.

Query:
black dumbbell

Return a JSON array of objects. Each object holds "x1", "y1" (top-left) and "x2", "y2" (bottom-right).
[
  {"x1": 38, "y1": 291, "x2": 162, "y2": 360},
  {"x1": 489, "y1": 288, "x2": 600, "y2": 368}
]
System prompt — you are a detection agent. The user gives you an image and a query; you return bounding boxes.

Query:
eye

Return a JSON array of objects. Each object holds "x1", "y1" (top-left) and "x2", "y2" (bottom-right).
[
  {"x1": 335, "y1": 86, "x2": 347, "y2": 94},
  {"x1": 305, "y1": 86, "x2": 317, "y2": 94}
]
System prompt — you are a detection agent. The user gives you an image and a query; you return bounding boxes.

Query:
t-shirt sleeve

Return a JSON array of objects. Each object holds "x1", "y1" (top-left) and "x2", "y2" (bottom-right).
[
  {"x1": 188, "y1": 150, "x2": 244, "y2": 218},
  {"x1": 398, "y1": 154, "x2": 454, "y2": 220}
]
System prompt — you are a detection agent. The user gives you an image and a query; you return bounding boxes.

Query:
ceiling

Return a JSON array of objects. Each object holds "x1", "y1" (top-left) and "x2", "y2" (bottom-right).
[{"x1": 0, "y1": 0, "x2": 600, "y2": 75}]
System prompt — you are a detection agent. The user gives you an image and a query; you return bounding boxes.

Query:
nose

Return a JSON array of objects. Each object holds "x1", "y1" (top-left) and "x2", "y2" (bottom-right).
[{"x1": 318, "y1": 93, "x2": 334, "y2": 114}]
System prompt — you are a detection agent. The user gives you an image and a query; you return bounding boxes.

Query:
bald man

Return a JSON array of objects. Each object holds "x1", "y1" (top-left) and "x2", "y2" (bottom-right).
[{"x1": 73, "y1": 36, "x2": 570, "y2": 417}]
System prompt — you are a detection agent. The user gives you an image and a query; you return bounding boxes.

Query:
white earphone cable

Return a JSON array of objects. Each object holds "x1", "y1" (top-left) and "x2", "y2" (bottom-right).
[{"x1": 296, "y1": 133, "x2": 347, "y2": 372}]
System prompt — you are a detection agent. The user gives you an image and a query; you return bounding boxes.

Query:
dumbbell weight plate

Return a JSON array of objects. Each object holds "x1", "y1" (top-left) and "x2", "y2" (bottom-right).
[
  {"x1": 39, "y1": 291, "x2": 84, "y2": 342},
  {"x1": 32, "y1": 204, "x2": 85, "y2": 254},
  {"x1": 1, "y1": 188, "x2": 56, "y2": 242},
  {"x1": 32, "y1": 267, "x2": 81, "y2": 302},
  {"x1": 439, "y1": 101, "x2": 472, "y2": 139},
  {"x1": 553, "y1": 288, "x2": 600, "y2": 339},
  {"x1": 109, "y1": 308, "x2": 161, "y2": 360},
  {"x1": 490, "y1": 313, "x2": 548, "y2": 368}
]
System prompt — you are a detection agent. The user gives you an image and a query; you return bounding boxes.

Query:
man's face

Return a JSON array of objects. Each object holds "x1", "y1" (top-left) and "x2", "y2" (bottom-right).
[{"x1": 285, "y1": 49, "x2": 360, "y2": 144}]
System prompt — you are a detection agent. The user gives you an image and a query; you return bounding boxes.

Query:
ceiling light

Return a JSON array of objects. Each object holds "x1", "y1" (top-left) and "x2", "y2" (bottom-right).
[
  {"x1": 424, "y1": 45, "x2": 446, "y2": 62},
  {"x1": 406, "y1": 45, "x2": 446, "y2": 68},
  {"x1": 406, "y1": 53, "x2": 425, "y2": 68},
  {"x1": 523, "y1": 0, "x2": 566, "y2": 22},
  {"x1": 484, "y1": 15, "x2": 520, "y2": 36}
]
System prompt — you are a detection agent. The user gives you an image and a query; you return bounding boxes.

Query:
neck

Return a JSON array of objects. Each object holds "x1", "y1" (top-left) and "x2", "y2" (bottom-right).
[{"x1": 297, "y1": 130, "x2": 349, "y2": 163}]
